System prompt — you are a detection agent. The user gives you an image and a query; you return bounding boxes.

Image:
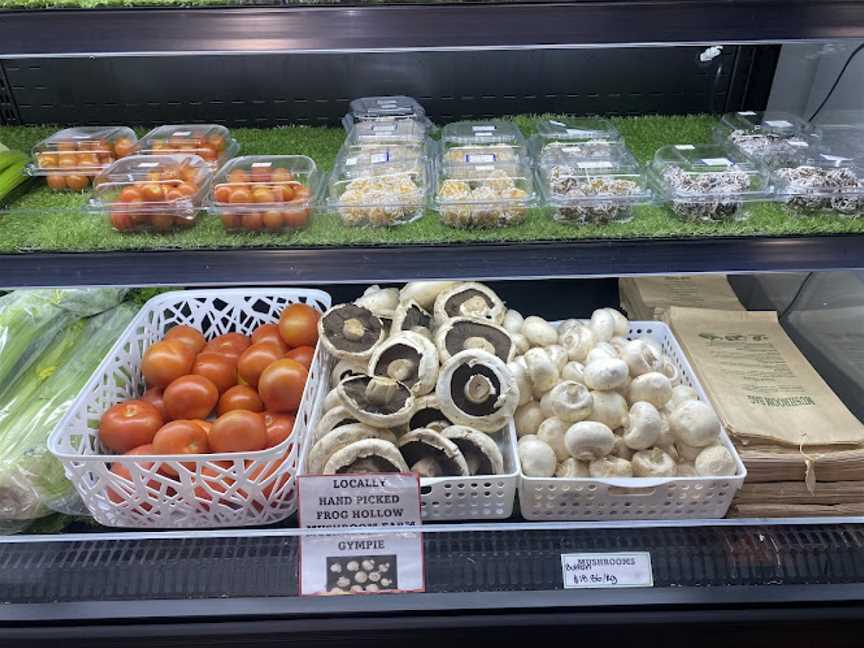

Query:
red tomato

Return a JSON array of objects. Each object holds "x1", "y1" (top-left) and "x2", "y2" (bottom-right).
[
  {"x1": 141, "y1": 339, "x2": 195, "y2": 388},
  {"x1": 257, "y1": 358, "x2": 308, "y2": 413},
  {"x1": 152, "y1": 420, "x2": 210, "y2": 476},
  {"x1": 250, "y1": 323, "x2": 288, "y2": 352},
  {"x1": 141, "y1": 386, "x2": 169, "y2": 421},
  {"x1": 218, "y1": 384, "x2": 264, "y2": 415},
  {"x1": 263, "y1": 412, "x2": 295, "y2": 448},
  {"x1": 163, "y1": 374, "x2": 219, "y2": 420},
  {"x1": 190, "y1": 419, "x2": 213, "y2": 435},
  {"x1": 192, "y1": 351, "x2": 238, "y2": 394},
  {"x1": 164, "y1": 325, "x2": 206, "y2": 355},
  {"x1": 205, "y1": 332, "x2": 251, "y2": 358},
  {"x1": 248, "y1": 452, "x2": 291, "y2": 499},
  {"x1": 278, "y1": 303, "x2": 319, "y2": 348},
  {"x1": 285, "y1": 345, "x2": 314, "y2": 370},
  {"x1": 209, "y1": 409, "x2": 268, "y2": 453},
  {"x1": 237, "y1": 342, "x2": 284, "y2": 388},
  {"x1": 107, "y1": 444, "x2": 160, "y2": 506},
  {"x1": 99, "y1": 400, "x2": 163, "y2": 453},
  {"x1": 194, "y1": 461, "x2": 235, "y2": 505}
]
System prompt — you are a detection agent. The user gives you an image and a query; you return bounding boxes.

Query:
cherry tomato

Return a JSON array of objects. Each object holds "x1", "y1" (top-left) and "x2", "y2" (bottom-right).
[
  {"x1": 150, "y1": 212, "x2": 175, "y2": 232},
  {"x1": 107, "y1": 444, "x2": 160, "y2": 507},
  {"x1": 46, "y1": 174, "x2": 66, "y2": 191},
  {"x1": 209, "y1": 409, "x2": 268, "y2": 453},
  {"x1": 220, "y1": 212, "x2": 242, "y2": 230},
  {"x1": 250, "y1": 165, "x2": 271, "y2": 183},
  {"x1": 213, "y1": 184, "x2": 232, "y2": 203},
  {"x1": 227, "y1": 169, "x2": 249, "y2": 184},
  {"x1": 271, "y1": 168, "x2": 294, "y2": 183},
  {"x1": 262, "y1": 209, "x2": 284, "y2": 232},
  {"x1": 192, "y1": 351, "x2": 237, "y2": 393},
  {"x1": 285, "y1": 345, "x2": 314, "y2": 370},
  {"x1": 163, "y1": 374, "x2": 219, "y2": 420},
  {"x1": 140, "y1": 183, "x2": 165, "y2": 202},
  {"x1": 257, "y1": 358, "x2": 308, "y2": 413},
  {"x1": 242, "y1": 212, "x2": 263, "y2": 231},
  {"x1": 237, "y1": 341, "x2": 284, "y2": 388},
  {"x1": 163, "y1": 325, "x2": 205, "y2": 355},
  {"x1": 119, "y1": 186, "x2": 143, "y2": 203},
  {"x1": 141, "y1": 386, "x2": 169, "y2": 421},
  {"x1": 229, "y1": 187, "x2": 251, "y2": 203},
  {"x1": 175, "y1": 181, "x2": 197, "y2": 197},
  {"x1": 113, "y1": 137, "x2": 135, "y2": 158},
  {"x1": 283, "y1": 206, "x2": 309, "y2": 229},
  {"x1": 65, "y1": 174, "x2": 90, "y2": 192},
  {"x1": 110, "y1": 210, "x2": 132, "y2": 231},
  {"x1": 252, "y1": 188, "x2": 276, "y2": 204},
  {"x1": 152, "y1": 420, "x2": 210, "y2": 475},
  {"x1": 278, "y1": 303, "x2": 319, "y2": 348},
  {"x1": 263, "y1": 412, "x2": 295, "y2": 448},
  {"x1": 141, "y1": 339, "x2": 195, "y2": 389},
  {"x1": 250, "y1": 323, "x2": 288, "y2": 352},
  {"x1": 100, "y1": 400, "x2": 163, "y2": 453},
  {"x1": 218, "y1": 384, "x2": 264, "y2": 416}
]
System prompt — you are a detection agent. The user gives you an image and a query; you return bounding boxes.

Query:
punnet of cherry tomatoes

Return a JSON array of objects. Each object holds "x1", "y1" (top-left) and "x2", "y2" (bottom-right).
[
  {"x1": 209, "y1": 155, "x2": 319, "y2": 233},
  {"x1": 90, "y1": 154, "x2": 212, "y2": 233},
  {"x1": 135, "y1": 124, "x2": 239, "y2": 169},
  {"x1": 98, "y1": 301, "x2": 322, "y2": 498},
  {"x1": 26, "y1": 126, "x2": 137, "y2": 192}
]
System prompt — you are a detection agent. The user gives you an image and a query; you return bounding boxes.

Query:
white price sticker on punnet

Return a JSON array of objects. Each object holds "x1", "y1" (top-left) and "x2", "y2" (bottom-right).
[{"x1": 561, "y1": 552, "x2": 653, "y2": 589}]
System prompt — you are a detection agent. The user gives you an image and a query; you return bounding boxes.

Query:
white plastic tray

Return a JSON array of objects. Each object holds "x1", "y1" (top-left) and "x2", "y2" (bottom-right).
[
  {"x1": 518, "y1": 320, "x2": 747, "y2": 521},
  {"x1": 49, "y1": 288, "x2": 331, "y2": 529},
  {"x1": 300, "y1": 355, "x2": 519, "y2": 522}
]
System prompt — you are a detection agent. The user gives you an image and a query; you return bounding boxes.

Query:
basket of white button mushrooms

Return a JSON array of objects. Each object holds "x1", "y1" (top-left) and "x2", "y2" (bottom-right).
[
  {"x1": 300, "y1": 281, "x2": 521, "y2": 521},
  {"x1": 510, "y1": 309, "x2": 746, "y2": 521}
]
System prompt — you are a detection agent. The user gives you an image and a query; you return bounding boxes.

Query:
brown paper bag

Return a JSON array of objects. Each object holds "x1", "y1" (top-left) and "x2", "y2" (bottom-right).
[
  {"x1": 620, "y1": 275, "x2": 743, "y2": 320},
  {"x1": 667, "y1": 307, "x2": 864, "y2": 449}
]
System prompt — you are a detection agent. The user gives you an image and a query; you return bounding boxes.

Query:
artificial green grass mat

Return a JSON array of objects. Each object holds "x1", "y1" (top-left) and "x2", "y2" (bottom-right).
[{"x1": 1, "y1": 114, "x2": 863, "y2": 254}]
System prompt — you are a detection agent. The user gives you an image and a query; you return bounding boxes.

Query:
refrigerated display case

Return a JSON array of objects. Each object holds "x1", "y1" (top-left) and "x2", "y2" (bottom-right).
[{"x1": 2, "y1": 1, "x2": 864, "y2": 645}]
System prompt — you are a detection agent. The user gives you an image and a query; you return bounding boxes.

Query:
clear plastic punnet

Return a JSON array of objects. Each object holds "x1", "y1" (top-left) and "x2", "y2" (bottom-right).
[
  {"x1": 533, "y1": 116, "x2": 624, "y2": 160},
  {"x1": 716, "y1": 110, "x2": 819, "y2": 166},
  {"x1": 208, "y1": 155, "x2": 319, "y2": 233},
  {"x1": 772, "y1": 150, "x2": 864, "y2": 218},
  {"x1": 327, "y1": 144, "x2": 429, "y2": 227},
  {"x1": 346, "y1": 118, "x2": 428, "y2": 146},
  {"x1": 26, "y1": 126, "x2": 137, "y2": 192},
  {"x1": 650, "y1": 143, "x2": 772, "y2": 222},
  {"x1": 90, "y1": 154, "x2": 212, "y2": 233},
  {"x1": 434, "y1": 160, "x2": 536, "y2": 228},
  {"x1": 342, "y1": 95, "x2": 432, "y2": 132},
  {"x1": 135, "y1": 124, "x2": 239, "y2": 169},
  {"x1": 538, "y1": 148, "x2": 653, "y2": 225},
  {"x1": 441, "y1": 120, "x2": 527, "y2": 166}
]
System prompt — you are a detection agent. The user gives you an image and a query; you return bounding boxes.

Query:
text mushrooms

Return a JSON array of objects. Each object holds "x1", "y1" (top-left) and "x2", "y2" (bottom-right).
[
  {"x1": 390, "y1": 299, "x2": 434, "y2": 340},
  {"x1": 564, "y1": 421, "x2": 615, "y2": 461},
  {"x1": 369, "y1": 331, "x2": 438, "y2": 396},
  {"x1": 399, "y1": 428, "x2": 470, "y2": 478},
  {"x1": 307, "y1": 424, "x2": 397, "y2": 474},
  {"x1": 323, "y1": 439, "x2": 409, "y2": 474},
  {"x1": 518, "y1": 437, "x2": 557, "y2": 477},
  {"x1": 338, "y1": 375, "x2": 415, "y2": 427},
  {"x1": 435, "y1": 317, "x2": 514, "y2": 364},
  {"x1": 436, "y1": 349, "x2": 519, "y2": 433},
  {"x1": 442, "y1": 425, "x2": 505, "y2": 475},
  {"x1": 320, "y1": 304, "x2": 386, "y2": 362},
  {"x1": 540, "y1": 381, "x2": 593, "y2": 423},
  {"x1": 433, "y1": 282, "x2": 506, "y2": 325}
]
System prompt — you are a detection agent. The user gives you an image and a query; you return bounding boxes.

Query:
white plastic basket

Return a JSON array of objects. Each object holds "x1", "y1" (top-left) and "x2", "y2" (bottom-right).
[
  {"x1": 518, "y1": 321, "x2": 747, "y2": 521},
  {"x1": 49, "y1": 288, "x2": 332, "y2": 529},
  {"x1": 300, "y1": 355, "x2": 519, "y2": 522}
]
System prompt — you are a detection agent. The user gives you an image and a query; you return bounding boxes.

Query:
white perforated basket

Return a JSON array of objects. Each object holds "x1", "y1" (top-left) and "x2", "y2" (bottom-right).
[
  {"x1": 518, "y1": 321, "x2": 747, "y2": 521},
  {"x1": 300, "y1": 355, "x2": 519, "y2": 522},
  {"x1": 49, "y1": 288, "x2": 331, "y2": 529}
]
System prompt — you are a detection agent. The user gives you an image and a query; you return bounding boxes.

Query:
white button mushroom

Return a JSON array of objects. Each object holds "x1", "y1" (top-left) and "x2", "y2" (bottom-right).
[
  {"x1": 588, "y1": 390, "x2": 629, "y2": 430},
  {"x1": 631, "y1": 448, "x2": 678, "y2": 477},
  {"x1": 546, "y1": 345, "x2": 569, "y2": 371},
  {"x1": 540, "y1": 381, "x2": 593, "y2": 423},
  {"x1": 524, "y1": 347, "x2": 560, "y2": 395},
  {"x1": 511, "y1": 333, "x2": 530, "y2": 355},
  {"x1": 627, "y1": 371, "x2": 673, "y2": 409},
  {"x1": 537, "y1": 417, "x2": 570, "y2": 462},
  {"x1": 583, "y1": 357, "x2": 629, "y2": 391},
  {"x1": 667, "y1": 384, "x2": 700, "y2": 411},
  {"x1": 502, "y1": 308, "x2": 525, "y2": 334},
  {"x1": 555, "y1": 457, "x2": 589, "y2": 478},
  {"x1": 661, "y1": 357, "x2": 681, "y2": 387},
  {"x1": 323, "y1": 387, "x2": 343, "y2": 411},
  {"x1": 522, "y1": 316, "x2": 558, "y2": 348},
  {"x1": 564, "y1": 421, "x2": 615, "y2": 461},
  {"x1": 605, "y1": 308, "x2": 630, "y2": 337},
  {"x1": 508, "y1": 357, "x2": 534, "y2": 407},
  {"x1": 622, "y1": 401, "x2": 662, "y2": 450},
  {"x1": 676, "y1": 441, "x2": 703, "y2": 462},
  {"x1": 561, "y1": 361, "x2": 585, "y2": 384},
  {"x1": 589, "y1": 456, "x2": 633, "y2": 478},
  {"x1": 559, "y1": 325, "x2": 595, "y2": 362},
  {"x1": 611, "y1": 433, "x2": 634, "y2": 460},
  {"x1": 517, "y1": 434, "x2": 539, "y2": 446},
  {"x1": 621, "y1": 339, "x2": 664, "y2": 377},
  {"x1": 585, "y1": 343, "x2": 619, "y2": 364},
  {"x1": 589, "y1": 308, "x2": 616, "y2": 342},
  {"x1": 669, "y1": 400, "x2": 722, "y2": 447},
  {"x1": 609, "y1": 336, "x2": 630, "y2": 355},
  {"x1": 676, "y1": 462, "x2": 698, "y2": 477},
  {"x1": 518, "y1": 437, "x2": 557, "y2": 477},
  {"x1": 694, "y1": 444, "x2": 737, "y2": 476},
  {"x1": 657, "y1": 413, "x2": 675, "y2": 449},
  {"x1": 514, "y1": 401, "x2": 544, "y2": 438}
]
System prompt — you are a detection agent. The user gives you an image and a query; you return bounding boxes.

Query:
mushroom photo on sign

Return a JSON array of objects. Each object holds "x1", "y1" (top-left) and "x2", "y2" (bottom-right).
[{"x1": 327, "y1": 555, "x2": 398, "y2": 594}]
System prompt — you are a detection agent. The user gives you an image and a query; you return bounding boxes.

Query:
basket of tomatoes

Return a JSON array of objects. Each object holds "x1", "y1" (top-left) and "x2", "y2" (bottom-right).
[
  {"x1": 210, "y1": 156, "x2": 318, "y2": 232},
  {"x1": 49, "y1": 288, "x2": 331, "y2": 529},
  {"x1": 90, "y1": 154, "x2": 212, "y2": 233},
  {"x1": 26, "y1": 126, "x2": 137, "y2": 192},
  {"x1": 135, "y1": 124, "x2": 239, "y2": 169}
]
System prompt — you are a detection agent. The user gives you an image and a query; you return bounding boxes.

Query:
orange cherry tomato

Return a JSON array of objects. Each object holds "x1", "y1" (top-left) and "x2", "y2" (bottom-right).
[
  {"x1": 163, "y1": 374, "x2": 219, "y2": 420},
  {"x1": 218, "y1": 384, "x2": 264, "y2": 415},
  {"x1": 119, "y1": 186, "x2": 143, "y2": 203},
  {"x1": 251, "y1": 323, "x2": 288, "y2": 352},
  {"x1": 285, "y1": 345, "x2": 314, "y2": 370},
  {"x1": 150, "y1": 212, "x2": 175, "y2": 232},
  {"x1": 141, "y1": 386, "x2": 169, "y2": 421},
  {"x1": 271, "y1": 168, "x2": 294, "y2": 183},
  {"x1": 65, "y1": 174, "x2": 90, "y2": 192},
  {"x1": 164, "y1": 325, "x2": 206, "y2": 355},
  {"x1": 175, "y1": 182, "x2": 197, "y2": 197},
  {"x1": 220, "y1": 212, "x2": 242, "y2": 230},
  {"x1": 100, "y1": 400, "x2": 163, "y2": 453},
  {"x1": 262, "y1": 209, "x2": 284, "y2": 232},
  {"x1": 209, "y1": 409, "x2": 268, "y2": 453},
  {"x1": 263, "y1": 412, "x2": 295, "y2": 448},
  {"x1": 283, "y1": 207, "x2": 309, "y2": 229},
  {"x1": 278, "y1": 303, "x2": 320, "y2": 348},
  {"x1": 242, "y1": 212, "x2": 263, "y2": 231},
  {"x1": 250, "y1": 165, "x2": 271, "y2": 183},
  {"x1": 192, "y1": 351, "x2": 238, "y2": 394},
  {"x1": 46, "y1": 174, "x2": 66, "y2": 191},
  {"x1": 229, "y1": 187, "x2": 251, "y2": 203},
  {"x1": 113, "y1": 137, "x2": 135, "y2": 158},
  {"x1": 152, "y1": 420, "x2": 210, "y2": 475},
  {"x1": 110, "y1": 210, "x2": 132, "y2": 231},
  {"x1": 213, "y1": 184, "x2": 232, "y2": 203},
  {"x1": 141, "y1": 340, "x2": 195, "y2": 389},
  {"x1": 199, "y1": 147, "x2": 218, "y2": 162},
  {"x1": 257, "y1": 358, "x2": 308, "y2": 413},
  {"x1": 179, "y1": 164, "x2": 199, "y2": 184},
  {"x1": 252, "y1": 188, "x2": 276, "y2": 204},
  {"x1": 140, "y1": 183, "x2": 165, "y2": 202},
  {"x1": 237, "y1": 341, "x2": 284, "y2": 388},
  {"x1": 227, "y1": 169, "x2": 249, "y2": 184}
]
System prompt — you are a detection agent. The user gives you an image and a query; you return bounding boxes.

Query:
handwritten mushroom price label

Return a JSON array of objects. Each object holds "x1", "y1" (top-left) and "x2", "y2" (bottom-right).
[{"x1": 561, "y1": 552, "x2": 654, "y2": 589}]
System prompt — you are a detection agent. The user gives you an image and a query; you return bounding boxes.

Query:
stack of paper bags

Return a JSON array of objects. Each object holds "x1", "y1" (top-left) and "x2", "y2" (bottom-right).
[
  {"x1": 667, "y1": 306, "x2": 864, "y2": 517},
  {"x1": 619, "y1": 275, "x2": 743, "y2": 321}
]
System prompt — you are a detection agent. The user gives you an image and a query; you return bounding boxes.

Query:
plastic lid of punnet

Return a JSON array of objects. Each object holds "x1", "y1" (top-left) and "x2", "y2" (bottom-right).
[
  {"x1": 335, "y1": 143, "x2": 428, "y2": 180},
  {"x1": 536, "y1": 117, "x2": 621, "y2": 143},
  {"x1": 135, "y1": 124, "x2": 239, "y2": 168},
  {"x1": 347, "y1": 119, "x2": 428, "y2": 145},
  {"x1": 442, "y1": 120, "x2": 527, "y2": 147},
  {"x1": 27, "y1": 126, "x2": 137, "y2": 176},
  {"x1": 539, "y1": 148, "x2": 652, "y2": 203},
  {"x1": 719, "y1": 111, "x2": 815, "y2": 137},
  {"x1": 815, "y1": 125, "x2": 864, "y2": 163},
  {"x1": 348, "y1": 96, "x2": 428, "y2": 119},
  {"x1": 209, "y1": 155, "x2": 319, "y2": 208}
]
